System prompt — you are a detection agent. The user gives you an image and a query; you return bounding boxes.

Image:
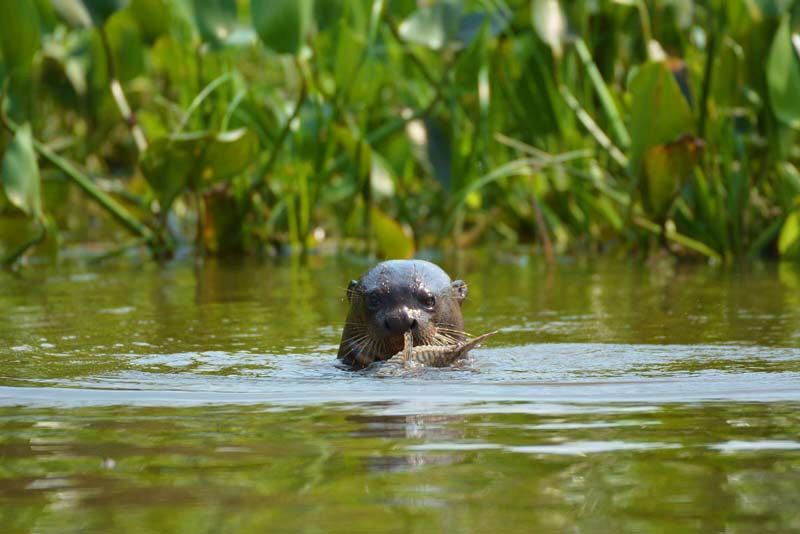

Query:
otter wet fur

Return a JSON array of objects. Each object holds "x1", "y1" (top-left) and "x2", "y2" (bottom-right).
[
  {"x1": 387, "y1": 329, "x2": 499, "y2": 368},
  {"x1": 337, "y1": 260, "x2": 470, "y2": 369}
]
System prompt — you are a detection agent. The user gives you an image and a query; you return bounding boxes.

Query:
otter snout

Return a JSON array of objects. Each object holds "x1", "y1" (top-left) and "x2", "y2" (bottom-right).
[{"x1": 381, "y1": 306, "x2": 419, "y2": 335}]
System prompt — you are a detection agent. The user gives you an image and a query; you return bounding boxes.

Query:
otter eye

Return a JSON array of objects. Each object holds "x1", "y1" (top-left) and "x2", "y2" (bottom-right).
[
  {"x1": 367, "y1": 292, "x2": 382, "y2": 309},
  {"x1": 420, "y1": 294, "x2": 436, "y2": 308}
]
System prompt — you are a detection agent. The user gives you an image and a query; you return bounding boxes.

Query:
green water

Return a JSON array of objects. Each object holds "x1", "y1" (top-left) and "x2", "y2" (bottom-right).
[{"x1": 2, "y1": 256, "x2": 800, "y2": 533}]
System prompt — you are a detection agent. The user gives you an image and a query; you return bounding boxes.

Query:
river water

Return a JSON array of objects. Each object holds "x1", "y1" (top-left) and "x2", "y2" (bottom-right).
[{"x1": 1, "y1": 256, "x2": 799, "y2": 533}]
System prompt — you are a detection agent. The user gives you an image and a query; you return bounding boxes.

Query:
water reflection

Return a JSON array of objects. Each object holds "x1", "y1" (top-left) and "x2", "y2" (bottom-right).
[{"x1": 2, "y1": 257, "x2": 800, "y2": 532}]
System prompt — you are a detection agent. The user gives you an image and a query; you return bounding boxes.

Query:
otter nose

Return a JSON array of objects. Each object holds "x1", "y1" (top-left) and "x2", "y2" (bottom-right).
[{"x1": 383, "y1": 308, "x2": 418, "y2": 335}]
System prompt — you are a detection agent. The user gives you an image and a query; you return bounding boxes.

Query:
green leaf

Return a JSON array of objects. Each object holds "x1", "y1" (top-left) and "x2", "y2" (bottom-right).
[
  {"x1": 629, "y1": 61, "x2": 694, "y2": 173},
  {"x1": 779, "y1": 210, "x2": 800, "y2": 257},
  {"x1": 129, "y1": 0, "x2": 170, "y2": 43},
  {"x1": 398, "y1": 0, "x2": 461, "y2": 50},
  {"x1": 140, "y1": 129, "x2": 259, "y2": 213},
  {"x1": 767, "y1": 16, "x2": 800, "y2": 127},
  {"x1": 192, "y1": 0, "x2": 237, "y2": 47},
  {"x1": 641, "y1": 135, "x2": 704, "y2": 221},
  {"x1": 201, "y1": 129, "x2": 259, "y2": 186},
  {"x1": 1, "y1": 123, "x2": 43, "y2": 219},
  {"x1": 251, "y1": 0, "x2": 313, "y2": 55},
  {"x1": 371, "y1": 207, "x2": 415, "y2": 259},
  {"x1": 103, "y1": 9, "x2": 146, "y2": 82},
  {"x1": 0, "y1": 0, "x2": 41, "y2": 71},
  {"x1": 81, "y1": 0, "x2": 130, "y2": 26}
]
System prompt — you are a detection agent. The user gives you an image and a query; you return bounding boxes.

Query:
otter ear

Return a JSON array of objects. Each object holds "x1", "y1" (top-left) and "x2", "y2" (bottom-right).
[
  {"x1": 346, "y1": 280, "x2": 358, "y2": 302},
  {"x1": 451, "y1": 280, "x2": 468, "y2": 303}
]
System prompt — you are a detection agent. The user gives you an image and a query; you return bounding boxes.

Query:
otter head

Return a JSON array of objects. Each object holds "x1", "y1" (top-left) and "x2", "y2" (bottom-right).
[{"x1": 337, "y1": 260, "x2": 468, "y2": 368}]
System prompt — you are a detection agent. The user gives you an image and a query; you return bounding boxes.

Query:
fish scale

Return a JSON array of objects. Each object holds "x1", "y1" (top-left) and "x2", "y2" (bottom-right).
[{"x1": 386, "y1": 330, "x2": 499, "y2": 368}]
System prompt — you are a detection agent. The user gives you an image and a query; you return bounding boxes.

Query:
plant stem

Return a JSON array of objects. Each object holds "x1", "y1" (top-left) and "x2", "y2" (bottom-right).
[
  {"x1": 559, "y1": 85, "x2": 629, "y2": 168},
  {"x1": 252, "y1": 64, "x2": 308, "y2": 193},
  {"x1": 531, "y1": 192, "x2": 556, "y2": 266},
  {"x1": 1, "y1": 109, "x2": 153, "y2": 241},
  {"x1": 99, "y1": 25, "x2": 148, "y2": 152},
  {"x1": 573, "y1": 37, "x2": 631, "y2": 149},
  {"x1": 698, "y1": 17, "x2": 717, "y2": 139}
]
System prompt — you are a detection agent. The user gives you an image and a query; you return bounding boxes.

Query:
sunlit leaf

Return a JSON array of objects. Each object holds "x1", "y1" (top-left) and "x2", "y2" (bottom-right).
[
  {"x1": 1, "y1": 124, "x2": 42, "y2": 219},
  {"x1": 192, "y1": 0, "x2": 237, "y2": 47},
  {"x1": 531, "y1": 0, "x2": 565, "y2": 58},
  {"x1": 767, "y1": 16, "x2": 800, "y2": 127},
  {"x1": 371, "y1": 207, "x2": 414, "y2": 259},
  {"x1": 778, "y1": 210, "x2": 800, "y2": 257},
  {"x1": 251, "y1": 0, "x2": 313, "y2": 55},
  {"x1": 629, "y1": 61, "x2": 694, "y2": 173},
  {"x1": 398, "y1": 0, "x2": 461, "y2": 50},
  {"x1": 140, "y1": 129, "x2": 259, "y2": 212},
  {"x1": 50, "y1": 0, "x2": 93, "y2": 27},
  {"x1": 370, "y1": 152, "x2": 395, "y2": 199},
  {"x1": 0, "y1": 0, "x2": 41, "y2": 71}
]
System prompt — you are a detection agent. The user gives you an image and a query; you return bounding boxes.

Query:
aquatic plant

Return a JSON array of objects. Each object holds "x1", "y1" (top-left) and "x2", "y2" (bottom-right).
[{"x1": 1, "y1": 0, "x2": 799, "y2": 266}]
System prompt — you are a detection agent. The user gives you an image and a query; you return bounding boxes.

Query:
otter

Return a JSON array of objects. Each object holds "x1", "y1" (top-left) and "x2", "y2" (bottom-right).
[{"x1": 337, "y1": 260, "x2": 468, "y2": 369}]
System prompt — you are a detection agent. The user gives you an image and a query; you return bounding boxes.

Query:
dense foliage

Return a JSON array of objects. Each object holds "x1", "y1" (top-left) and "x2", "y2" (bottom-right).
[{"x1": 1, "y1": 0, "x2": 799, "y2": 266}]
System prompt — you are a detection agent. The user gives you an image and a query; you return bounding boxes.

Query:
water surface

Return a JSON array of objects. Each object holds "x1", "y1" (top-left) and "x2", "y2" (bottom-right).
[{"x1": 2, "y1": 256, "x2": 800, "y2": 532}]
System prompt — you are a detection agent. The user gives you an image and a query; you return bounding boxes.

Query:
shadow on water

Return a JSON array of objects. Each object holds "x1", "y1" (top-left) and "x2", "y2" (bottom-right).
[{"x1": 1, "y1": 256, "x2": 800, "y2": 532}]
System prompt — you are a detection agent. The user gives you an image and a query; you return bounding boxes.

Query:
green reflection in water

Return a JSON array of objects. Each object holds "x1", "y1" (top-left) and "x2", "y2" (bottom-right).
[
  {"x1": 1, "y1": 404, "x2": 799, "y2": 533},
  {"x1": 1, "y1": 256, "x2": 800, "y2": 532}
]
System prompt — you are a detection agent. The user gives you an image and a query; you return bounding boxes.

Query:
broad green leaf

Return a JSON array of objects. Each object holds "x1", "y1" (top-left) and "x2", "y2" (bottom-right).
[
  {"x1": 779, "y1": 210, "x2": 800, "y2": 257},
  {"x1": 1, "y1": 123, "x2": 42, "y2": 219},
  {"x1": 0, "y1": 0, "x2": 41, "y2": 71},
  {"x1": 139, "y1": 133, "x2": 199, "y2": 212},
  {"x1": 767, "y1": 16, "x2": 800, "y2": 127},
  {"x1": 251, "y1": 0, "x2": 313, "y2": 55},
  {"x1": 82, "y1": 0, "x2": 130, "y2": 26},
  {"x1": 531, "y1": 0, "x2": 565, "y2": 58},
  {"x1": 104, "y1": 9, "x2": 146, "y2": 82},
  {"x1": 629, "y1": 61, "x2": 694, "y2": 173},
  {"x1": 371, "y1": 207, "x2": 414, "y2": 259},
  {"x1": 200, "y1": 129, "x2": 259, "y2": 187},
  {"x1": 130, "y1": 0, "x2": 170, "y2": 43},
  {"x1": 398, "y1": 0, "x2": 461, "y2": 50},
  {"x1": 192, "y1": 0, "x2": 237, "y2": 47},
  {"x1": 334, "y1": 13, "x2": 366, "y2": 96},
  {"x1": 140, "y1": 129, "x2": 259, "y2": 212},
  {"x1": 641, "y1": 135, "x2": 704, "y2": 221}
]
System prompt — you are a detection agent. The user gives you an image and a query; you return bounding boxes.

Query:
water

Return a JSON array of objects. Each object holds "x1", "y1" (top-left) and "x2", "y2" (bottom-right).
[{"x1": 2, "y1": 256, "x2": 800, "y2": 533}]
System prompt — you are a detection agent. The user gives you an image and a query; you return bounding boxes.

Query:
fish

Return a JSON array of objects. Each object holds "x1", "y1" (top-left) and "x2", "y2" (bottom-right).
[{"x1": 383, "y1": 329, "x2": 498, "y2": 369}]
